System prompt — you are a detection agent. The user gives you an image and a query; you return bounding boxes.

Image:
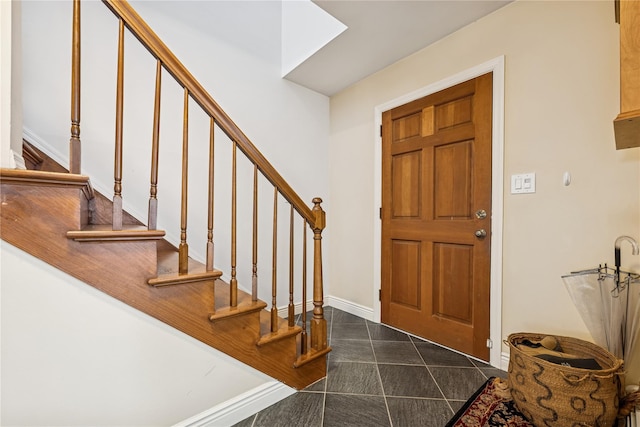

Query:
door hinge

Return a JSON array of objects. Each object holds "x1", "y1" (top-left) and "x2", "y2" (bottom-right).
[
  {"x1": 379, "y1": 207, "x2": 382, "y2": 219},
  {"x1": 379, "y1": 289, "x2": 382, "y2": 301},
  {"x1": 380, "y1": 124, "x2": 383, "y2": 137},
  {"x1": 486, "y1": 338, "x2": 493, "y2": 349}
]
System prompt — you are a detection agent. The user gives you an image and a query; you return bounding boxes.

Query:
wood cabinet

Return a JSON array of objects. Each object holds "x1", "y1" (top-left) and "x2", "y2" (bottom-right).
[{"x1": 614, "y1": 0, "x2": 640, "y2": 149}]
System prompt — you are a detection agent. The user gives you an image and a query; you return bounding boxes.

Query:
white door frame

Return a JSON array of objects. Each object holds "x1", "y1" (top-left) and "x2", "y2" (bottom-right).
[{"x1": 372, "y1": 56, "x2": 505, "y2": 368}]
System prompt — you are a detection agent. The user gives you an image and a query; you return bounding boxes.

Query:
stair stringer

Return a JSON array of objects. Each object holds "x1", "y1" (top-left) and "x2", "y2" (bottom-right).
[{"x1": 0, "y1": 169, "x2": 327, "y2": 390}]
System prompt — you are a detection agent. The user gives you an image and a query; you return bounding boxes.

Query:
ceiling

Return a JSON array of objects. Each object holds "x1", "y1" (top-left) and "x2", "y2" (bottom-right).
[
  {"x1": 288, "y1": 0, "x2": 512, "y2": 95},
  {"x1": 134, "y1": 0, "x2": 512, "y2": 97}
]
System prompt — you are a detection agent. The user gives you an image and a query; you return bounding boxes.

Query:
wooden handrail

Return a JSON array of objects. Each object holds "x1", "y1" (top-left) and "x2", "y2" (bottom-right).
[{"x1": 101, "y1": 0, "x2": 316, "y2": 227}]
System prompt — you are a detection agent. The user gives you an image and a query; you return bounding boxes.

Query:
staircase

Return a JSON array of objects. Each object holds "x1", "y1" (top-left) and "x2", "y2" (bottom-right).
[{"x1": 0, "y1": 0, "x2": 330, "y2": 391}]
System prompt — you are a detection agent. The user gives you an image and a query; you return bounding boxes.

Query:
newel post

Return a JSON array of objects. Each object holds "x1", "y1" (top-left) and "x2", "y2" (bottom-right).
[
  {"x1": 69, "y1": 0, "x2": 81, "y2": 174},
  {"x1": 310, "y1": 197, "x2": 327, "y2": 351}
]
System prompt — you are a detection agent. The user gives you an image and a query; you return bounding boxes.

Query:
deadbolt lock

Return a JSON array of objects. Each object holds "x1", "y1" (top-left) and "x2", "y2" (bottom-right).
[{"x1": 475, "y1": 209, "x2": 487, "y2": 219}]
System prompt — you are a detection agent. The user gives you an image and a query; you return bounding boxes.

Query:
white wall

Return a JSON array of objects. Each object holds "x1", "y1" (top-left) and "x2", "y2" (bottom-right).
[
  {"x1": 328, "y1": 0, "x2": 640, "y2": 381},
  {"x1": 21, "y1": 0, "x2": 330, "y2": 307},
  {"x1": 1, "y1": 242, "x2": 287, "y2": 426},
  {"x1": 0, "y1": 0, "x2": 23, "y2": 169}
]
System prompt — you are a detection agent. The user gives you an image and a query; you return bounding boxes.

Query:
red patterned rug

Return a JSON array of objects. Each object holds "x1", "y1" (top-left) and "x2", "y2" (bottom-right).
[{"x1": 446, "y1": 377, "x2": 534, "y2": 427}]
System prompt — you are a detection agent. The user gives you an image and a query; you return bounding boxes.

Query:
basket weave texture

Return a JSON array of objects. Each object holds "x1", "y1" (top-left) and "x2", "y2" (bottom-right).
[{"x1": 507, "y1": 332, "x2": 624, "y2": 427}]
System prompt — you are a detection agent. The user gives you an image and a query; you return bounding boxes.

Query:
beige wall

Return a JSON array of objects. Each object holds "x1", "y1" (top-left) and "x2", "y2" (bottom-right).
[{"x1": 328, "y1": 0, "x2": 640, "y2": 380}]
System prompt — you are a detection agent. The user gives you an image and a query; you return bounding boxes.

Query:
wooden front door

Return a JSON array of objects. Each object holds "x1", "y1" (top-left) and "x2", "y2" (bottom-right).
[{"x1": 381, "y1": 73, "x2": 493, "y2": 360}]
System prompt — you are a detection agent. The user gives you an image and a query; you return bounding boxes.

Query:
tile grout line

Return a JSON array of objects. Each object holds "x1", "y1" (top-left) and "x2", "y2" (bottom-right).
[
  {"x1": 365, "y1": 319, "x2": 394, "y2": 427},
  {"x1": 319, "y1": 307, "x2": 334, "y2": 427},
  {"x1": 409, "y1": 336, "x2": 456, "y2": 415}
]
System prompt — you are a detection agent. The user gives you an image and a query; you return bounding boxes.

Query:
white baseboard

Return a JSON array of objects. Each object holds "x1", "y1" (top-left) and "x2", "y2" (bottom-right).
[
  {"x1": 23, "y1": 127, "x2": 68, "y2": 168},
  {"x1": 325, "y1": 295, "x2": 374, "y2": 321},
  {"x1": 501, "y1": 351, "x2": 510, "y2": 371},
  {"x1": 174, "y1": 381, "x2": 295, "y2": 427},
  {"x1": 12, "y1": 148, "x2": 26, "y2": 169},
  {"x1": 276, "y1": 299, "x2": 315, "y2": 319}
]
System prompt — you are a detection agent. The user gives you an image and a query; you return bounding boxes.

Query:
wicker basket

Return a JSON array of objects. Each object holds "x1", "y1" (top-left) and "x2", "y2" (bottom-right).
[{"x1": 507, "y1": 332, "x2": 624, "y2": 427}]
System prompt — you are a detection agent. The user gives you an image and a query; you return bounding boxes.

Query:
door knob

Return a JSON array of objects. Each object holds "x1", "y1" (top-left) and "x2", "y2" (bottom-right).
[
  {"x1": 475, "y1": 209, "x2": 487, "y2": 219},
  {"x1": 475, "y1": 229, "x2": 487, "y2": 238}
]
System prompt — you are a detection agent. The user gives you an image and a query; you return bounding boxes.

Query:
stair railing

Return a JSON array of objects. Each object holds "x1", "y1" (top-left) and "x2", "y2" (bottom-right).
[{"x1": 68, "y1": 0, "x2": 328, "y2": 355}]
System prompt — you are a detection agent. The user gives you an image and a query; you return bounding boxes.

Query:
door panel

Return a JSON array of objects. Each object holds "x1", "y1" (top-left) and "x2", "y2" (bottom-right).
[
  {"x1": 391, "y1": 151, "x2": 422, "y2": 218},
  {"x1": 434, "y1": 141, "x2": 472, "y2": 219},
  {"x1": 381, "y1": 73, "x2": 493, "y2": 360},
  {"x1": 390, "y1": 240, "x2": 421, "y2": 308},
  {"x1": 433, "y1": 242, "x2": 473, "y2": 323}
]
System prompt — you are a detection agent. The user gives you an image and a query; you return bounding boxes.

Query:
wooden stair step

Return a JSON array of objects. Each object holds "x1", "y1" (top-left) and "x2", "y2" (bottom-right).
[
  {"x1": 67, "y1": 224, "x2": 165, "y2": 242},
  {"x1": 149, "y1": 239, "x2": 223, "y2": 287},
  {"x1": 257, "y1": 310, "x2": 302, "y2": 347},
  {"x1": 208, "y1": 277, "x2": 268, "y2": 322},
  {"x1": 209, "y1": 300, "x2": 268, "y2": 322},
  {"x1": 149, "y1": 267, "x2": 223, "y2": 287},
  {"x1": 294, "y1": 346, "x2": 332, "y2": 368}
]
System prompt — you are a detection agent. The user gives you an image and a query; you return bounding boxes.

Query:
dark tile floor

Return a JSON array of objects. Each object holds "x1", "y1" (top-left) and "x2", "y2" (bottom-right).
[{"x1": 233, "y1": 307, "x2": 506, "y2": 427}]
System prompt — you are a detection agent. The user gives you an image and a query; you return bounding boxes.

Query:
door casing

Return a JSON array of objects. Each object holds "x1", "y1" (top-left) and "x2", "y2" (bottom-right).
[{"x1": 372, "y1": 56, "x2": 505, "y2": 368}]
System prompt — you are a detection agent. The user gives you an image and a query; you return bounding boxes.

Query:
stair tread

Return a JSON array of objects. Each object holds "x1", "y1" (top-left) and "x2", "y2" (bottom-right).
[
  {"x1": 209, "y1": 299, "x2": 268, "y2": 322},
  {"x1": 209, "y1": 282, "x2": 267, "y2": 321},
  {"x1": 67, "y1": 224, "x2": 165, "y2": 241},
  {"x1": 257, "y1": 310, "x2": 302, "y2": 347},
  {"x1": 294, "y1": 346, "x2": 332, "y2": 368},
  {"x1": 149, "y1": 266, "x2": 223, "y2": 287},
  {"x1": 150, "y1": 239, "x2": 222, "y2": 287}
]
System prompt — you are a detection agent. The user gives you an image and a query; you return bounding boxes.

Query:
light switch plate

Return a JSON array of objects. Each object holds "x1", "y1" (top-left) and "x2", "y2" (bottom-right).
[{"x1": 511, "y1": 173, "x2": 536, "y2": 194}]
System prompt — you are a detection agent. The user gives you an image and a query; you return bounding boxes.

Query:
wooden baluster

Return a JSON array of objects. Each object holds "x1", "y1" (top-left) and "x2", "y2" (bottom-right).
[
  {"x1": 113, "y1": 19, "x2": 125, "y2": 231},
  {"x1": 288, "y1": 205, "x2": 295, "y2": 326},
  {"x1": 69, "y1": 0, "x2": 81, "y2": 174},
  {"x1": 207, "y1": 117, "x2": 215, "y2": 314},
  {"x1": 148, "y1": 60, "x2": 161, "y2": 230},
  {"x1": 252, "y1": 164, "x2": 258, "y2": 302},
  {"x1": 301, "y1": 218, "x2": 308, "y2": 355},
  {"x1": 206, "y1": 117, "x2": 215, "y2": 271},
  {"x1": 310, "y1": 197, "x2": 327, "y2": 350},
  {"x1": 178, "y1": 88, "x2": 189, "y2": 274},
  {"x1": 230, "y1": 141, "x2": 237, "y2": 306},
  {"x1": 271, "y1": 187, "x2": 278, "y2": 333}
]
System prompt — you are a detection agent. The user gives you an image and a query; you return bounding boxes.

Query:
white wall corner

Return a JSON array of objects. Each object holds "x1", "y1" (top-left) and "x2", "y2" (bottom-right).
[
  {"x1": 281, "y1": 0, "x2": 346, "y2": 77},
  {"x1": 174, "y1": 381, "x2": 295, "y2": 427},
  {"x1": 1, "y1": 0, "x2": 24, "y2": 169},
  {"x1": 1, "y1": 0, "x2": 14, "y2": 168}
]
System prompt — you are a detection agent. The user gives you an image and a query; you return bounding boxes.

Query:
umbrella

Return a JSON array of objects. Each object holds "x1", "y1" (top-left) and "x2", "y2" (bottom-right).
[{"x1": 561, "y1": 236, "x2": 639, "y2": 361}]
